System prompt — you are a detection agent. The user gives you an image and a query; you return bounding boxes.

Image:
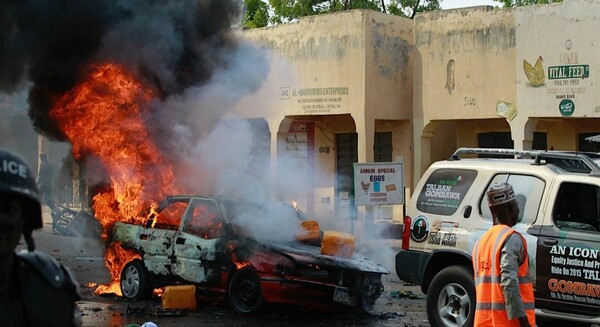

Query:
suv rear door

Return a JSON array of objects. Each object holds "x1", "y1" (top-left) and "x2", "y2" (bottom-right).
[
  {"x1": 536, "y1": 175, "x2": 600, "y2": 316},
  {"x1": 476, "y1": 172, "x2": 546, "y2": 279}
]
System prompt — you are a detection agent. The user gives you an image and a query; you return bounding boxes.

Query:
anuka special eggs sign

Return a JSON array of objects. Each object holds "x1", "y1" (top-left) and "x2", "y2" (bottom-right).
[{"x1": 353, "y1": 162, "x2": 403, "y2": 206}]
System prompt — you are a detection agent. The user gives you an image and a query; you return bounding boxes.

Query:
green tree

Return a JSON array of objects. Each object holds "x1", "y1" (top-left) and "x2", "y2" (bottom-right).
[
  {"x1": 387, "y1": 0, "x2": 441, "y2": 18},
  {"x1": 268, "y1": 0, "x2": 440, "y2": 24},
  {"x1": 243, "y1": 0, "x2": 270, "y2": 29},
  {"x1": 497, "y1": 0, "x2": 560, "y2": 7},
  {"x1": 243, "y1": 0, "x2": 556, "y2": 29}
]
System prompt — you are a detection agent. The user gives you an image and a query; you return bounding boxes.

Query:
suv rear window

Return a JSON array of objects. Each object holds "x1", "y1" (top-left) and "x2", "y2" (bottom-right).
[
  {"x1": 480, "y1": 174, "x2": 545, "y2": 224},
  {"x1": 416, "y1": 169, "x2": 477, "y2": 215}
]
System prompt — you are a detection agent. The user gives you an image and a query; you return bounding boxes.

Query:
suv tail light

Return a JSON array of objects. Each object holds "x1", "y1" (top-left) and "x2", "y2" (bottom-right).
[{"x1": 402, "y1": 215, "x2": 411, "y2": 250}]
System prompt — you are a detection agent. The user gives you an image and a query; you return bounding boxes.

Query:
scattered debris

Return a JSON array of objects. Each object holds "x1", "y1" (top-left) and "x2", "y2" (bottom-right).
[
  {"x1": 153, "y1": 307, "x2": 186, "y2": 316},
  {"x1": 50, "y1": 205, "x2": 102, "y2": 238},
  {"x1": 374, "y1": 311, "x2": 406, "y2": 320},
  {"x1": 388, "y1": 290, "x2": 420, "y2": 300},
  {"x1": 126, "y1": 303, "x2": 148, "y2": 315}
]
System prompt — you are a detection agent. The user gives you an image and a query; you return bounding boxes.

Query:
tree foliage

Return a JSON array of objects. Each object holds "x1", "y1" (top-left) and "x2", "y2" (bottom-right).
[
  {"x1": 242, "y1": 0, "x2": 441, "y2": 27},
  {"x1": 243, "y1": 0, "x2": 270, "y2": 29},
  {"x1": 497, "y1": 0, "x2": 561, "y2": 7},
  {"x1": 269, "y1": 0, "x2": 441, "y2": 22},
  {"x1": 242, "y1": 0, "x2": 555, "y2": 29},
  {"x1": 387, "y1": 0, "x2": 441, "y2": 18}
]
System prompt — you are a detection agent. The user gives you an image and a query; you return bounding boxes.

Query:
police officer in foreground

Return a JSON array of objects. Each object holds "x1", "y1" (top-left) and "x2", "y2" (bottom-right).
[
  {"x1": 0, "y1": 148, "x2": 81, "y2": 326},
  {"x1": 472, "y1": 182, "x2": 535, "y2": 327}
]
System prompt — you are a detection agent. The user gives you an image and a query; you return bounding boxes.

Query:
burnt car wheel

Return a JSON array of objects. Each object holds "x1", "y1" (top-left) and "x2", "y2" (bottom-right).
[
  {"x1": 228, "y1": 268, "x2": 265, "y2": 315},
  {"x1": 426, "y1": 265, "x2": 475, "y2": 327},
  {"x1": 358, "y1": 273, "x2": 385, "y2": 311},
  {"x1": 120, "y1": 260, "x2": 152, "y2": 300}
]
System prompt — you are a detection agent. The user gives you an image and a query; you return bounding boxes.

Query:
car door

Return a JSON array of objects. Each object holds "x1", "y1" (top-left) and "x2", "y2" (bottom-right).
[
  {"x1": 139, "y1": 198, "x2": 189, "y2": 275},
  {"x1": 535, "y1": 176, "x2": 600, "y2": 316},
  {"x1": 171, "y1": 198, "x2": 222, "y2": 283}
]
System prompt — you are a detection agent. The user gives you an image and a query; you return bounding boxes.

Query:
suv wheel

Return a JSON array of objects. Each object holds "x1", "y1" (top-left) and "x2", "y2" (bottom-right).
[{"x1": 426, "y1": 265, "x2": 475, "y2": 327}]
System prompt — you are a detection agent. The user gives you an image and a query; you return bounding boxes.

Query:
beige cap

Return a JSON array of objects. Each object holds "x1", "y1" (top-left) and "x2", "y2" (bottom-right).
[{"x1": 486, "y1": 182, "x2": 515, "y2": 207}]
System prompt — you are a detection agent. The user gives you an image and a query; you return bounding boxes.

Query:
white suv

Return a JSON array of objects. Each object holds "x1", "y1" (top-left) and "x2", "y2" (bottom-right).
[{"x1": 395, "y1": 148, "x2": 600, "y2": 327}]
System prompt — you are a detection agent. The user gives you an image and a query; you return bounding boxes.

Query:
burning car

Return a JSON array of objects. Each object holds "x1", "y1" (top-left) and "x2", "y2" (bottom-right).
[{"x1": 109, "y1": 195, "x2": 389, "y2": 315}]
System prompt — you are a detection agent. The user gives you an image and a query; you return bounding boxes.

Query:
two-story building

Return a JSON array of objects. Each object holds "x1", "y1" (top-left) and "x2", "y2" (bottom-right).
[
  {"x1": 232, "y1": 0, "x2": 600, "y2": 233},
  {"x1": 414, "y1": 0, "x2": 600, "y2": 178}
]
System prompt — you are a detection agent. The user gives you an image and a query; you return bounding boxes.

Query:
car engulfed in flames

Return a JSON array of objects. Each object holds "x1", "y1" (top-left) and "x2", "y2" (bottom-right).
[
  {"x1": 41, "y1": 58, "x2": 387, "y2": 315},
  {"x1": 109, "y1": 195, "x2": 389, "y2": 315}
]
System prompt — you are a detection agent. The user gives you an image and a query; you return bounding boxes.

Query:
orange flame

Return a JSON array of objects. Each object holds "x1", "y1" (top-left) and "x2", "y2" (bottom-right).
[
  {"x1": 232, "y1": 255, "x2": 251, "y2": 270},
  {"x1": 94, "y1": 243, "x2": 142, "y2": 296},
  {"x1": 85, "y1": 282, "x2": 98, "y2": 289},
  {"x1": 50, "y1": 62, "x2": 182, "y2": 295},
  {"x1": 153, "y1": 288, "x2": 164, "y2": 297},
  {"x1": 227, "y1": 242, "x2": 251, "y2": 270}
]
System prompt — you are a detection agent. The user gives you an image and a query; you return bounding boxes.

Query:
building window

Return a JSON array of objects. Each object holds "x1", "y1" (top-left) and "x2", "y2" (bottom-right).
[
  {"x1": 578, "y1": 132, "x2": 600, "y2": 152},
  {"x1": 374, "y1": 132, "x2": 393, "y2": 162}
]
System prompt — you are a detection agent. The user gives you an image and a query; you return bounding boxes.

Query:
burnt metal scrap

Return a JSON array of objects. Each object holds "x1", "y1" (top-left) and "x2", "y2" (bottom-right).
[{"x1": 51, "y1": 205, "x2": 102, "y2": 239}]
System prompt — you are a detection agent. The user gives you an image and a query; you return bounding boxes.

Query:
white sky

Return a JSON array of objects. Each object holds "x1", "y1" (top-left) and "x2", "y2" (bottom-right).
[{"x1": 441, "y1": 0, "x2": 501, "y2": 9}]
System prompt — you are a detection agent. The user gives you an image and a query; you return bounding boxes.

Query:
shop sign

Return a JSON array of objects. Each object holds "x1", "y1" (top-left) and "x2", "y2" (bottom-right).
[
  {"x1": 548, "y1": 65, "x2": 589, "y2": 79},
  {"x1": 353, "y1": 162, "x2": 403, "y2": 206},
  {"x1": 559, "y1": 99, "x2": 575, "y2": 116}
]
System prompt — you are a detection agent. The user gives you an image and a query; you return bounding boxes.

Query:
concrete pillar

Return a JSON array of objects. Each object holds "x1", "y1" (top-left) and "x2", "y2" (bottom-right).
[
  {"x1": 356, "y1": 115, "x2": 374, "y2": 163},
  {"x1": 510, "y1": 116, "x2": 538, "y2": 151},
  {"x1": 412, "y1": 118, "x2": 427, "y2": 189},
  {"x1": 419, "y1": 130, "x2": 434, "y2": 179},
  {"x1": 270, "y1": 118, "x2": 283, "y2": 199},
  {"x1": 355, "y1": 114, "x2": 373, "y2": 235}
]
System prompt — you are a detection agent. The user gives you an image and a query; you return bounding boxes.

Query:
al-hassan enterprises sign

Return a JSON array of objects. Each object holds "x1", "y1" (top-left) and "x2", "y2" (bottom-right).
[{"x1": 353, "y1": 162, "x2": 403, "y2": 206}]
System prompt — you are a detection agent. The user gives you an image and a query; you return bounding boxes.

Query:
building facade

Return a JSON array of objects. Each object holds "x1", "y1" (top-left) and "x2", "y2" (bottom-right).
[
  {"x1": 237, "y1": 10, "x2": 415, "y2": 232},
  {"x1": 238, "y1": 0, "x2": 600, "y2": 230},
  {"x1": 415, "y1": 0, "x2": 600, "y2": 177}
]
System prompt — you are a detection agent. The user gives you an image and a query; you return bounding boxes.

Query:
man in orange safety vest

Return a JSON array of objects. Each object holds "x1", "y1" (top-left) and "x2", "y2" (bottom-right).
[{"x1": 472, "y1": 182, "x2": 536, "y2": 327}]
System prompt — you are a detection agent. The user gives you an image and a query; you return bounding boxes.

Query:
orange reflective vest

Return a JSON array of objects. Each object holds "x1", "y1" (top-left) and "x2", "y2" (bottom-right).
[{"x1": 472, "y1": 225, "x2": 536, "y2": 327}]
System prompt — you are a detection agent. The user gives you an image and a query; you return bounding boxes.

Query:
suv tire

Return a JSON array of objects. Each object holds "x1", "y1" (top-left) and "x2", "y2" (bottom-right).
[{"x1": 426, "y1": 265, "x2": 475, "y2": 327}]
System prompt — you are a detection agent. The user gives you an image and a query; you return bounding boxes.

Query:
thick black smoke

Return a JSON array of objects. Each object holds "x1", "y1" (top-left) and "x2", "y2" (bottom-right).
[{"x1": 0, "y1": 0, "x2": 242, "y2": 140}]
